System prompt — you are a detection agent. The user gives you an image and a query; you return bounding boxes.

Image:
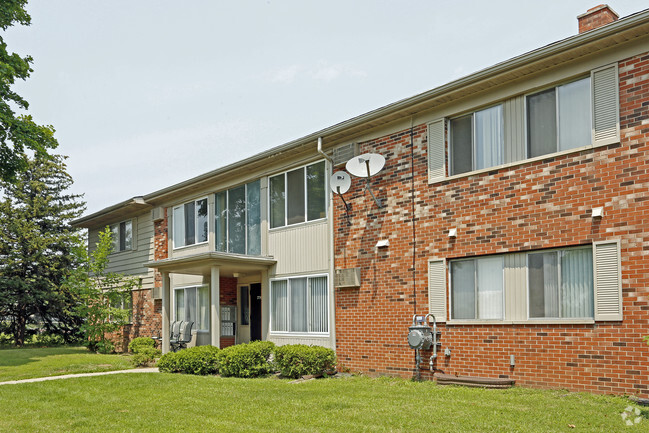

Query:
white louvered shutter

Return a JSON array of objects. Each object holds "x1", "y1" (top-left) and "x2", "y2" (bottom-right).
[
  {"x1": 428, "y1": 259, "x2": 447, "y2": 322},
  {"x1": 428, "y1": 119, "x2": 446, "y2": 183},
  {"x1": 591, "y1": 64, "x2": 620, "y2": 146},
  {"x1": 593, "y1": 240, "x2": 622, "y2": 321}
]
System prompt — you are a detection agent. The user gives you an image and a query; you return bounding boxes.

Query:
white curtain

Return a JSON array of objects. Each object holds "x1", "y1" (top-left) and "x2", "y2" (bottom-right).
[
  {"x1": 309, "y1": 277, "x2": 328, "y2": 333},
  {"x1": 172, "y1": 205, "x2": 185, "y2": 248},
  {"x1": 477, "y1": 256, "x2": 503, "y2": 319},
  {"x1": 290, "y1": 278, "x2": 307, "y2": 332},
  {"x1": 198, "y1": 286, "x2": 209, "y2": 331},
  {"x1": 174, "y1": 289, "x2": 185, "y2": 321},
  {"x1": 561, "y1": 248, "x2": 593, "y2": 318},
  {"x1": 271, "y1": 281, "x2": 288, "y2": 332},
  {"x1": 185, "y1": 287, "x2": 196, "y2": 325},
  {"x1": 475, "y1": 105, "x2": 503, "y2": 170},
  {"x1": 558, "y1": 78, "x2": 591, "y2": 151}
]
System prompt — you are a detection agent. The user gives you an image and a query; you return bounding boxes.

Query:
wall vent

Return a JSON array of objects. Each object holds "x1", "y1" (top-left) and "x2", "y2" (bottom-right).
[
  {"x1": 151, "y1": 207, "x2": 164, "y2": 222},
  {"x1": 152, "y1": 286, "x2": 162, "y2": 300},
  {"x1": 335, "y1": 267, "x2": 361, "y2": 288},
  {"x1": 332, "y1": 142, "x2": 358, "y2": 166}
]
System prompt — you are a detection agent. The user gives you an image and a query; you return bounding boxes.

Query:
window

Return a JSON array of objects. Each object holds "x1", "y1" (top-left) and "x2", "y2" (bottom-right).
[
  {"x1": 215, "y1": 180, "x2": 261, "y2": 255},
  {"x1": 450, "y1": 105, "x2": 503, "y2": 175},
  {"x1": 109, "y1": 290, "x2": 133, "y2": 323},
  {"x1": 450, "y1": 256, "x2": 504, "y2": 320},
  {"x1": 173, "y1": 198, "x2": 208, "y2": 248},
  {"x1": 174, "y1": 285, "x2": 209, "y2": 331},
  {"x1": 527, "y1": 77, "x2": 591, "y2": 158},
  {"x1": 528, "y1": 247, "x2": 593, "y2": 319},
  {"x1": 110, "y1": 220, "x2": 133, "y2": 252},
  {"x1": 270, "y1": 275, "x2": 328, "y2": 334},
  {"x1": 269, "y1": 161, "x2": 326, "y2": 229}
]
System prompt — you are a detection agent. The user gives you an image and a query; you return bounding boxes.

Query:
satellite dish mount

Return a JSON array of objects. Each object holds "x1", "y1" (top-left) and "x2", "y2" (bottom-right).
[
  {"x1": 330, "y1": 171, "x2": 352, "y2": 225},
  {"x1": 345, "y1": 153, "x2": 386, "y2": 209}
]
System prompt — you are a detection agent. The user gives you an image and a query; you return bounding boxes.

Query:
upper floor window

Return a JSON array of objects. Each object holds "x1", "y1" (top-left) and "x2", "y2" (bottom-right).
[
  {"x1": 173, "y1": 198, "x2": 208, "y2": 249},
  {"x1": 269, "y1": 161, "x2": 326, "y2": 229},
  {"x1": 527, "y1": 77, "x2": 591, "y2": 158},
  {"x1": 110, "y1": 220, "x2": 133, "y2": 253},
  {"x1": 450, "y1": 105, "x2": 503, "y2": 175},
  {"x1": 528, "y1": 247, "x2": 593, "y2": 319},
  {"x1": 215, "y1": 180, "x2": 261, "y2": 255}
]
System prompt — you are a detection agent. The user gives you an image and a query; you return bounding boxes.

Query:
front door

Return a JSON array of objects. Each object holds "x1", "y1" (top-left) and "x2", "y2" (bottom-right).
[{"x1": 250, "y1": 283, "x2": 262, "y2": 341}]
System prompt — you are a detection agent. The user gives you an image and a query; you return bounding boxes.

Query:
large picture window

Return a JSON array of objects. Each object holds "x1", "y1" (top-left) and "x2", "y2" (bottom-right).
[
  {"x1": 215, "y1": 180, "x2": 261, "y2": 255},
  {"x1": 450, "y1": 105, "x2": 503, "y2": 175},
  {"x1": 269, "y1": 161, "x2": 326, "y2": 229},
  {"x1": 110, "y1": 220, "x2": 133, "y2": 253},
  {"x1": 528, "y1": 247, "x2": 593, "y2": 319},
  {"x1": 450, "y1": 256, "x2": 504, "y2": 320},
  {"x1": 173, "y1": 198, "x2": 208, "y2": 248},
  {"x1": 270, "y1": 275, "x2": 328, "y2": 334},
  {"x1": 174, "y1": 285, "x2": 209, "y2": 331},
  {"x1": 527, "y1": 77, "x2": 591, "y2": 158}
]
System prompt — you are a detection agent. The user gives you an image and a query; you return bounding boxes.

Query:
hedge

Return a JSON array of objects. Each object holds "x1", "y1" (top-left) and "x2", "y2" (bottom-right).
[
  {"x1": 157, "y1": 345, "x2": 220, "y2": 375},
  {"x1": 217, "y1": 341, "x2": 275, "y2": 378},
  {"x1": 273, "y1": 344, "x2": 337, "y2": 379}
]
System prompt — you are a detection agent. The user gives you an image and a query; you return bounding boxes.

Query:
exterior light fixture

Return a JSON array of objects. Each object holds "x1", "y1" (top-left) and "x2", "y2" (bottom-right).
[
  {"x1": 376, "y1": 239, "x2": 389, "y2": 248},
  {"x1": 592, "y1": 207, "x2": 604, "y2": 218},
  {"x1": 448, "y1": 228, "x2": 457, "y2": 237}
]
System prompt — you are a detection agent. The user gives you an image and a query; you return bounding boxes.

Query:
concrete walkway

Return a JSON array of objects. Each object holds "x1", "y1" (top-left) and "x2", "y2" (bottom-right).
[{"x1": 0, "y1": 367, "x2": 159, "y2": 386}]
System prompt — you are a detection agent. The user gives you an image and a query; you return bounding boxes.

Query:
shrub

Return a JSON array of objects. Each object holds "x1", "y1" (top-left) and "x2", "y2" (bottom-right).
[
  {"x1": 128, "y1": 337, "x2": 157, "y2": 353},
  {"x1": 131, "y1": 347, "x2": 161, "y2": 367},
  {"x1": 218, "y1": 341, "x2": 275, "y2": 378},
  {"x1": 273, "y1": 344, "x2": 337, "y2": 379},
  {"x1": 157, "y1": 345, "x2": 219, "y2": 375}
]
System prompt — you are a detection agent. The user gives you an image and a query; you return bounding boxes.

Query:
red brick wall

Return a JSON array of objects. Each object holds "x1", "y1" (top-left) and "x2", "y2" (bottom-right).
[
  {"x1": 334, "y1": 52, "x2": 649, "y2": 397},
  {"x1": 578, "y1": 5, "x2": 618, "y2": 34}
]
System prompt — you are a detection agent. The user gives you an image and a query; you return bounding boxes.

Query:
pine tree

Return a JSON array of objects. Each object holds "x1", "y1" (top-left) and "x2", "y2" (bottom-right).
[{"x1": 0, "y1": 153, "x2": 85, "y2": 345}]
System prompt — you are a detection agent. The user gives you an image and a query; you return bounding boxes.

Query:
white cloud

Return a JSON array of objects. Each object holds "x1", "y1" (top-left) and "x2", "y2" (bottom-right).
[{"x1": 268, "y1": 64, "x2": 302, "y2": 84}]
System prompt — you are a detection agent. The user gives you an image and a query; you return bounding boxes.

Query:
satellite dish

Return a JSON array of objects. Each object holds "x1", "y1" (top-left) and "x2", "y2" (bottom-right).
[
  {"x1": 345, "y1": 153, "x2": 385, "y2": 178},
  {"x1": 330, "y1": 171, "x2": 351, "y2": 195}
]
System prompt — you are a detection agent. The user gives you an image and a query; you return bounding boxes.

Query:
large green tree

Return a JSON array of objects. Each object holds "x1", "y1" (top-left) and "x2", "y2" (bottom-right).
[
  {"x1": 0, "y1": 0, "x2": 58, "y2": 182},
  {"x1": 0, "y1": 153, "x2": 85, "y2": 345}
]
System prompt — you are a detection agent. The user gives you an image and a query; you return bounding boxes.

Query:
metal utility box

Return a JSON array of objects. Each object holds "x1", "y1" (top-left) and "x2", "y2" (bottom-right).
[
  {"x1": 220, "y1": 305, "x2": 236, "y2": 337},
  {"x1": 335, "y1": 267, "x2": 361, "y2": 288}
]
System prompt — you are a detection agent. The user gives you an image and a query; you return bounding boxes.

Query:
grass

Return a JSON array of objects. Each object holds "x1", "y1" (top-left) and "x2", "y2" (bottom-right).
[
  {"x1": 0, "y1": 373, "x2": 646, "y2": 432},
  {"x1": 0, "y1": 346, "x2": 133, "y2": 382}
]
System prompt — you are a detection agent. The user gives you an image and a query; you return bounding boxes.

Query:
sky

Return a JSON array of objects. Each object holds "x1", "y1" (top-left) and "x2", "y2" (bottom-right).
[{"x1": 3, "y1": 0, "x2": 648, "y2": 214}]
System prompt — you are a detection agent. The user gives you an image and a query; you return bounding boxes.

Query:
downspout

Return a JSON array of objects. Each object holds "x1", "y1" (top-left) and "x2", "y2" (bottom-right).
[{"x1": 317, "y1": 137, "x2": 336, "y2": 351}]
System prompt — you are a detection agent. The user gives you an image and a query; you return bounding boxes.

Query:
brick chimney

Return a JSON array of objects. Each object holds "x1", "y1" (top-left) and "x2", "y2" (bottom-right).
[{"x1": 578, "y1": 4, "x2": 619, "y2": 33}]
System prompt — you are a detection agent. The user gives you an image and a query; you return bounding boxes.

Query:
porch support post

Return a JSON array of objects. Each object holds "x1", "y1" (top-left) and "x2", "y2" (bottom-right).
[
  {"x1": 210, "y1": 266, "x2": 220, "y2": 348},
  {"x1": 161, "y1": 271, "x2": 171, "y2": 354}
]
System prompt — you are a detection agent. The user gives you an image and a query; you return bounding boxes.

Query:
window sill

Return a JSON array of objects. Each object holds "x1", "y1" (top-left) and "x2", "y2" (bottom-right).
[
  {"x1": 110, "y1": 248, "x2": 133, "y2": 256},
  {"x1": 172, "y1": 241, "x2": 209, "y2": 251},
  {"x1": 269, "y1": 332, "x2": 330, "y2": 338},
  {"x1": 447, "y1": 319, "x2": 595, "y2": 326},
  {"x1": 269, "y1": 217, "x2": 327, "y2": 232},
  {"x1": 431, "y1": 140, "x2": 618, "y2": 185}
]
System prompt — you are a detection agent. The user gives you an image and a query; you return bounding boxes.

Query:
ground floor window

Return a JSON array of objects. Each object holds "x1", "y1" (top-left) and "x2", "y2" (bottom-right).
[
  {"x1": 174, "y1": 285, "x2": 209, "y2": 331},
  {"x1": 450, "y1": 256, "x2": 504, "y2": 320},
  {"x1": 270, "y1": 275, "x2": 328, "y2": 334},
  {"x1": 528, "y1": 247, "x2": 593, "y2": 319}
]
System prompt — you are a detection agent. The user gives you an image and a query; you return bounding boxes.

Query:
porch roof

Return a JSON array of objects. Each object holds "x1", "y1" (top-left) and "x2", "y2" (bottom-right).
[{"x1": 145, "y1": 252, "x2": 276, "y2": 277}]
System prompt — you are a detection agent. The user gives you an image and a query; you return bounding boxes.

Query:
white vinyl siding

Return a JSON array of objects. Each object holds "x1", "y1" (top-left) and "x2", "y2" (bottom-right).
[
  {"x1": 428, "y1": 259, "x2": 447, "y2": 322},
  {"x1": 593, "y1": 240, "x2": 623, "y2": 321}
]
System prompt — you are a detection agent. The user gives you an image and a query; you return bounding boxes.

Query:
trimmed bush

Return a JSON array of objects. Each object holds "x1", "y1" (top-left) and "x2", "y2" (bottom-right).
[
  {"x1": 128, "y1": 337, "x2": 157, "y2": 353},
  {"x1": 128, "y1": 337, "x2": 161, "y2": 367},
  {"x1": 273, "y1": 344, "x2": 337, "y2": 379},
  {"x1": 218, "y1": 341, "x2": 275, "y2": 378},
  {"x1": 157, "y1": 345, "x2": 219, "y2": 375}
]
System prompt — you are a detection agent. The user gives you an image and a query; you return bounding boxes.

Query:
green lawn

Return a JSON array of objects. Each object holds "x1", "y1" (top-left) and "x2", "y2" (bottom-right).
[
  {"x1": 0, "y1": 346, "x2": 133, "y2": 382},
  {"x1": 0, "y1": 373, "x2": 646, "y2": 432}
]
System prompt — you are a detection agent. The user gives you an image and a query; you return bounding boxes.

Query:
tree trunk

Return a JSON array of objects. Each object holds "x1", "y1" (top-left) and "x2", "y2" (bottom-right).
[{"x1": 15, "y1": 314, "x2": 26, "y2": 346}]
